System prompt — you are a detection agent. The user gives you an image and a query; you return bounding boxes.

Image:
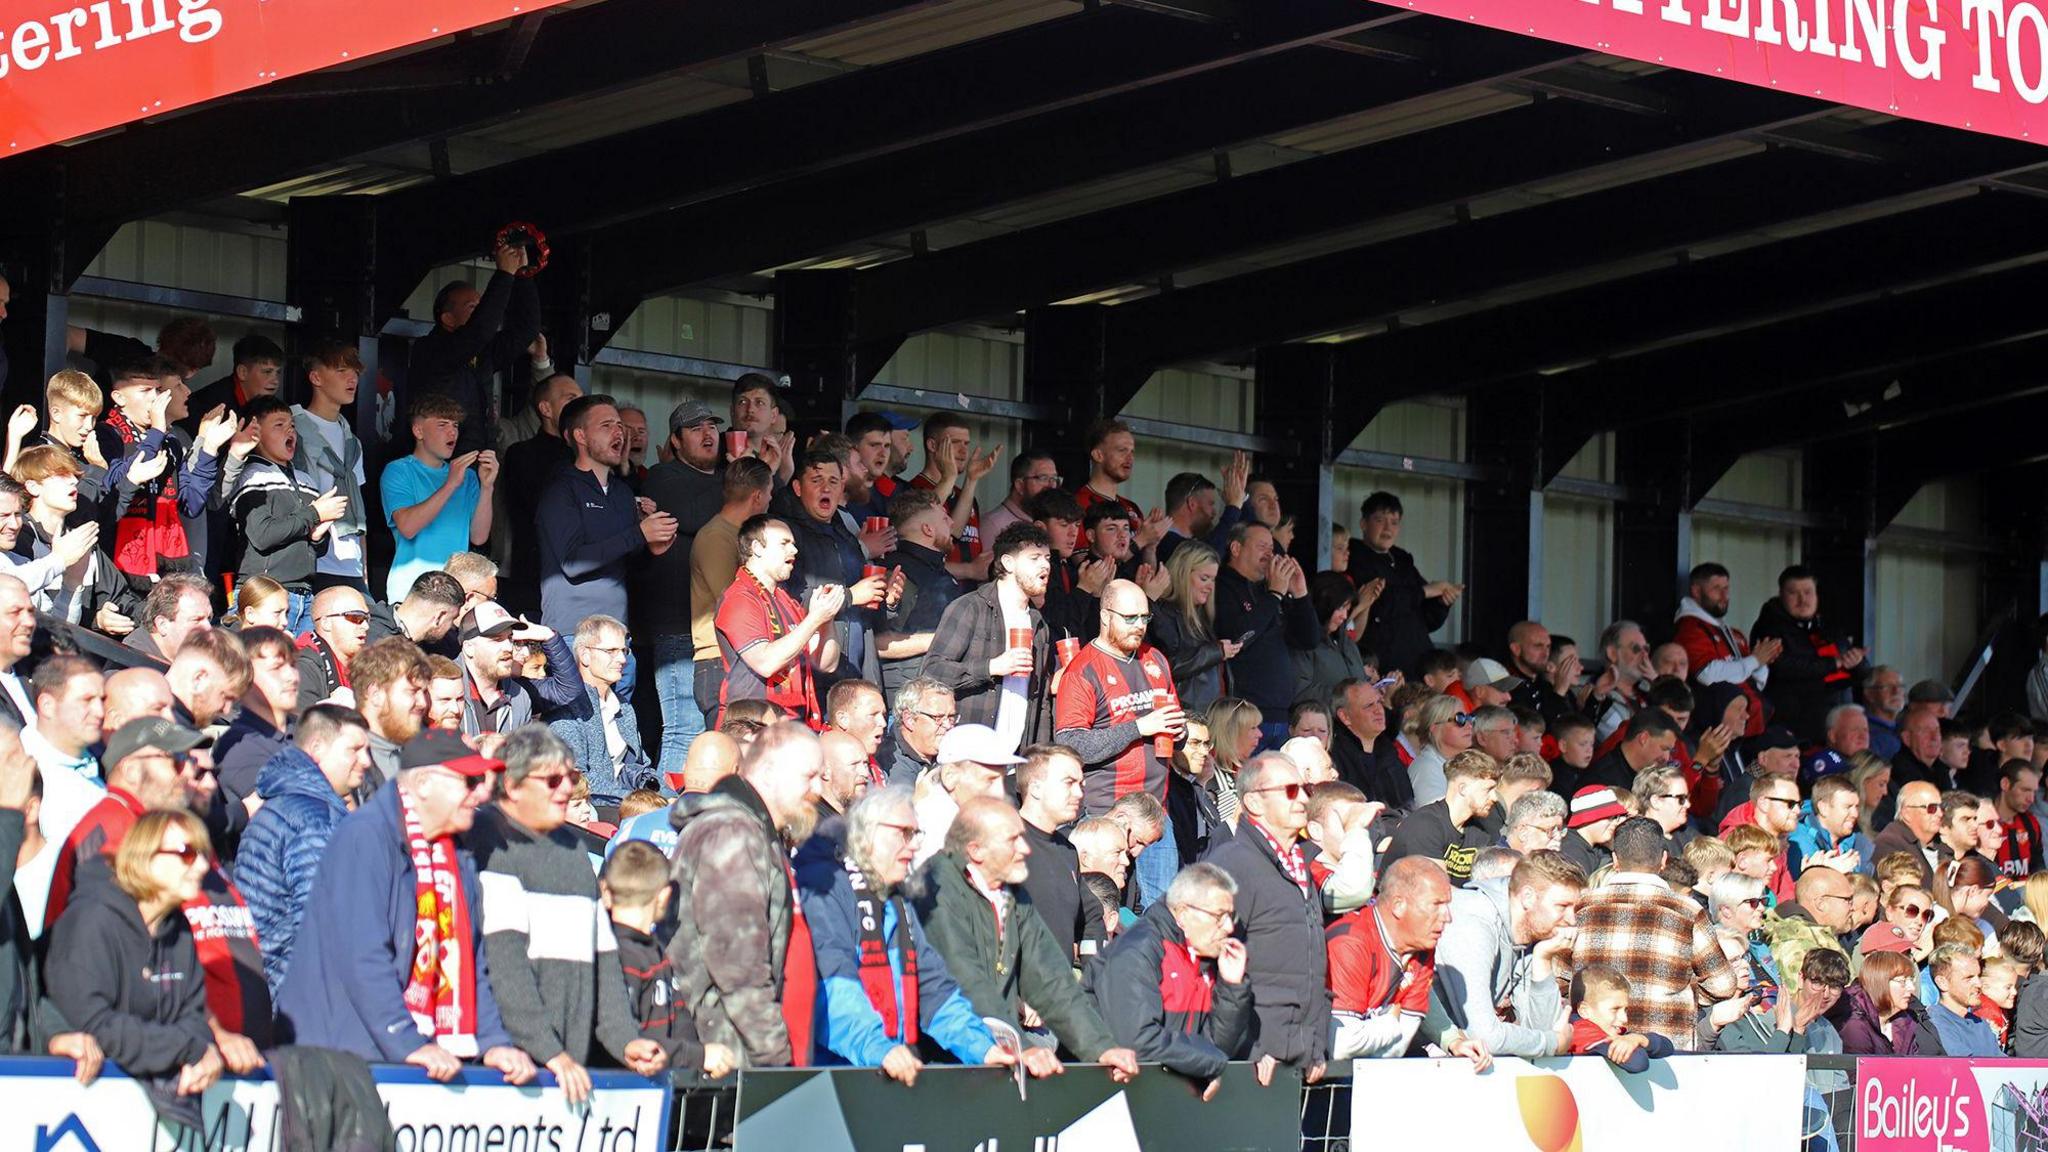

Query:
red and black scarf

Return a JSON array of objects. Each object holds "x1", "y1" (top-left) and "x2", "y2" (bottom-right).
[
  {"x1": 103, "y1": 411, "x2": 190, "y2": 578},
  {"x1": 399, "y1": 786, "x2": 479, "y2": 1056},
  {"x1": 779, "y1": 859, "x2": 816, "y2": 1066},
  {"x1": 738, "y1": 567, "x2": 821, "y2": 729},
  {"x1": 1249, "y1": 817, "x2": 1312, "y2": 898},
  {"x1": 846, "y1": 856, "x2": 918, "y2": 1044}
]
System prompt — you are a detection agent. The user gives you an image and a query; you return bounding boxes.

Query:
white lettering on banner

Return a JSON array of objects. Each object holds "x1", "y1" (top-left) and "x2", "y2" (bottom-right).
[
  {"x1": 1576, "y1": 0, "x2": 1956, "y2": 77},
  {"x1": 0, "y1": 1057, "x2": 670, "y2": 1151},
  {"x1": 0, "y1": 0, "x2": 220, "y2": 80},
  {"x1": 1860, "y1": 1075, "x2": 1976, "y2": 1143}
]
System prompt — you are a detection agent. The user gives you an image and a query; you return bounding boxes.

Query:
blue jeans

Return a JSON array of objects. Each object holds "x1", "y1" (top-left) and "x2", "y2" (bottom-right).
[
  {"x1": 653, "y1": 634, "x2": 705, "y2": 782},
  {"x1": 284, "y1": 589, "x2": 313, "y2": 637},
  {"x1": 1256, "y1": 720, "x2": 1293, "y2": 754},
  {"x1": 1135, "y1": 809, "x2": 1178, "y2": 912}
]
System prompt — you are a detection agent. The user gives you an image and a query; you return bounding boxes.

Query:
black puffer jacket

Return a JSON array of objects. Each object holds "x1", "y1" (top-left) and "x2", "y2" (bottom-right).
[
  {"x1": 1347, "y1": 544, "x2": 1449, "y2": 678},
  {"x1": 1202, "y1": 817, "x2": 1329, "y2": 1066},
  {"x1": 1084, "y1": 900, "x2": 1252, "y2": 1082},
  {"x1": 1748, "y1": 598, "x2": 1855, "y2": 745}
]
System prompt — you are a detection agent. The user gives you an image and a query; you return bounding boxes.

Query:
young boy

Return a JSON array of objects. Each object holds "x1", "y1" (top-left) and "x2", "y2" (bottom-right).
[
  {"x1": 1548, "y1": 713, "x2": 1597, "y2": 797},
  {"x1": 291, "y1": 340, "x2": 370, "y2": 592},
  {"x1": 1569, "y1": 967, "x2": 1676, "y2": 1072},
  {"x1": 232, "y1": 396, "x2": 345, "y2": 634},
  {"x1": 600, "y1": 841, "x2": 736, "y2": 1079},
  {"x1": 99, "y1": 358, "x2": 241, "y2": 590},
  {"x1": 180, "y1": 332, "x2": 283, "y2": 436},
  {"x1": 381, "y1": 394, "x2": 496, "y2": 603},
  {"x1": 1980, "y1": 955, "x2": 2022, "y2": 1049},
  {"x1": 4, "y1": 370, "x2": 107, "y2": 525},
  {"x1": 1726, "y1": 824, "x2": 1781, "y2": 893},
  {"x1": 10, "y1": 447, "x2": 127, "y2": 629}
]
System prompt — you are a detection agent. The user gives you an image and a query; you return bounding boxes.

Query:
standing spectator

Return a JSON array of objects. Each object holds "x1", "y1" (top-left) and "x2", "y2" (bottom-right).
[
  {"x1": 923, "y1": 523, "x2": 1056, "y2": 747},
  {"x1": 907, "y1": 412, "x2": 997, "y2": 573},
  {"x1": 1383, "y1": 749, "x2": 1501, "y2": 887},
  {"x1": 233, "y1": 704, "x2": 369, "y2": 993},
  {"x1": 1296, "y1": 573, "x2": 1368, "y2": 712},
  {"x1": 291, "y1": 340, "x2": 371, "y2": 593},
  {"x1": 1582, "y1": 709, "x2": 1681, "y2": 793},
  {"x1": 496, "y1": 375, "x2": 581, "y2": 613},
  {"x1": 95, "y1": 358, "x2": 216, "y2": 599},
  {"x1": 470, "y1": 726, "x2": 667, "y2": 1100},
  {"x1": 1033, "y1": 489, "x2": 1107, "y2": 644},
  {"x1": 212, "y1": 626, "x2": 300, "y2": 818},
  {"x1": 1425, "y1": 850, "x2": 1584, "y2": 1058},
  {"x1": 24, "y1": 370, "x2": 108, "y2": 524},
  {"x1": 122, "y1": 574, "x2": 214, "y2": 664},
  {"x1": 1347, "y1": 493, "x2": 1458, "y2": 678},
  {"x1": 1072, "y1": 420, "x2": 1141, "y2": 554},
  {"x1": 180, "y1": 334, "x2": 282, "y2": 435},
  {"x1": 599, "y1": 841, "x2": 737, "y2": 1078},
  {"x1": 727, "y1": 375, "x2": 794, "y2": 485},
  {"x1": 1589, "y1": 621, "x2": 1657, "y2": 743},
  {"x1": 41, "y1": 712, "x2": 197, "y2": 932},
  {"x1": 1569, "y1": 817, "x2": 1739, "y2": 1050},
  {"x1": 1213, "y1": 521, "x2": 1317, "y2": 750},
  {"x1": 1156, "y1": 456, "x2": 1249, "y2": 567},
  {"x1": 666, "y1": 723, "x2": 825, "y2": 1069},
  {"x1": 771, "y1": 447, "x2": 887, "y2": 691},
  {"x1": 535, "y1": 395, "x2": 678, "y2": 641},
  {"x1": 1085, "y1": 862, "x2": 1251, "y2": 1090},
  {"x1": 877, "y1": 678, "x2": 954, "y2": 787},
  {"x1": 12, "y1": 448, "x2": 129, "y2": 629},
  {"x1": 46, "y1": 810, "x2": 222, "y2": 1105},
  {"x1": 1750, "y1": 565, "x2": 1865, "y2": 745},
  {"x1": 1672, "y1": 563, "x2": 1777, "y2": 737},
  {"x1": 639, "y1": 400, "x2": 729, "y2": 775},
  {"x1": 545, "y1": 615, "x2": 653, "y2": 799},
  {"x1": 274, "y1": 730, "x2": 536, "y2": 1082},
  {"x1": 714, "y1": 515, "x2": 847, "y2": 729},
  {"x1": 796, "y1": 786, "x2": 1011, "y2": 1078},
  {"x1": 1055, "y1": 580, "x2": 1184, "y2": 821},
  {"x1": 910, "y1": 726, "x2": 1018, "y2": 868},
  {"x1": 689, "y1": 457, "x2": 773, "y2": 722},
  {"x1": 1925, "y1": 943, "x2": 2003, "y2": 1056},
  {"x1": 1996, "y1": 760, "x2": 2043, "y2": 878},
  {"x1": 874, "y1": 487, "x2": 963, "y2": 699},
  {"x1": 914, "y1": 797, "x2": 1138, "y2": 1079},
  {"x1": 24, "y1": 655, "x2": 108, "y2": 863},
  {"x1": 1015, "y1": 744, "x2": 1087, "y2": 966},
  {"x1": 839, "y1": 413, "x2": 899, "y2": 527},
  {"x1": 232, "y1": 397, "x2": 348, "y2": 635},
  {"x1": 1505, "y1": 621, "x2": 1579, "y2": 726},
  {"x1": 824, "y1": 680, "x2": 888, "y2": 775},
  {"x1": 1326, "y1": 856, "x2": 1488, "y2": 1065},
  {"x1": 457, "y1": 603, "x2": 580, "y2": 739},
  {"x1": 408, "y1": 243, "x2": 541, "y2": 455},
  {"x1": 980, "y1": 450, "x2": 1061, "y2": 545},
  {"x1": 1202, "y1": 753, "x2": 1329, "y2": 1083},
  {"x1": 381, "y1": 395, "x2": 497, "y2": 603},
  {"x1": 0, "y1": 723, "x2": 103, "y2": 1073},
  {"x1": 0, "y1": 472, "x2": 92, "y2": 610},
  {"x1": 1148, "y1": 541, "x2": 1237, "y2": 714},
  {"x1": 294, "y1": 585, "x2": 369, "y2": 709}
]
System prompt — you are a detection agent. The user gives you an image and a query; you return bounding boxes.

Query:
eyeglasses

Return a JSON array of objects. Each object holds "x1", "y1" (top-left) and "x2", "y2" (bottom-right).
[
  {"x1": 912, "y1": 710, "x2": 958, "y2": 728},
  {"x1": 155, "y1": 843, "x2": 203, "y2": 865},
  {"x1": 1188, "y1": 904, "x2": 1235, "y2": 927},
  {"x1": 1909, "y1": 803, "x2": 1943, "y2": 814},
  {"x1": 1740, "y1": 897, "x2": 1769, "y2": 909},
  {"x1": 524, "y1": 772, "x2": 574, "y2": 792},
  {"x1": 1898, "y1": 904, "x2": 1935, "y2": 922},
  {"x1": 1109, "y1": 611, "x2": 1152, "y2": 626},
  {"x1": 878, "y1": 821, "x2": 924, "y2": 842},
  {"x1": 1658, "y1": 793, "x2": 1692, "y2": 805},
  {"x1": 1253, "y1": 783, "x2": 1306, "y2": 800},
  {"x1": 1026, "y1": 474, "x2": 1062, "y2": 487},
  {"x1": 321, "y1": 610, "x2": 371, "y2": 625}
]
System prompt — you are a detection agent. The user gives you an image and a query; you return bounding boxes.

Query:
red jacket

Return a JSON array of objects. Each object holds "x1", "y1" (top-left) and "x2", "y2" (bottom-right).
[{"x1": 1672, "y1": 600, "x2": 1766, "y2": 738}]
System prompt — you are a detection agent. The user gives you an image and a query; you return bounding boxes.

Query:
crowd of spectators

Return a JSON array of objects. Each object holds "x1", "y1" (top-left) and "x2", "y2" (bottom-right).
[{"x1": 2, "y1": 269, "x2": 2048, "y2": 1134}]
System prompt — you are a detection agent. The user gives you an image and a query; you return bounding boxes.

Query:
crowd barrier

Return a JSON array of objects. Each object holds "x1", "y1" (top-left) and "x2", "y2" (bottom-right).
[{"x1": 18, "y1": 1050, "x2": 2048, "y2": 1150}]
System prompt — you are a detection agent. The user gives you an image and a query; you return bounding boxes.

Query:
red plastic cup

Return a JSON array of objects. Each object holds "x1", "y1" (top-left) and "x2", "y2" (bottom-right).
[
  {"x1": 724, "y1": 430, "x2": 749, "y2": 458},
  {"x1": 1055, "y1": 637, "x2": 1082, "y2": 668},
  {"x1": 1154, "y1": 733, "x2": 1176, "y2": 760},
  {"x1": 1007, "y1": 626, "x2": 1034, "y2": 653},
  {"x1": 862, "y1": 564, "x2": 886, "y2": 582},
  {"x1": 865, "y1": 516, "x2": 890, "y2": 535}
]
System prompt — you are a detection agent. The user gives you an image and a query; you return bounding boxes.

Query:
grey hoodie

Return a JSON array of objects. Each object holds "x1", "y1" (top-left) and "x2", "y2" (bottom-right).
[{"x1": 1423, "y1": 875, "x2": 1566, "y2": 1058}]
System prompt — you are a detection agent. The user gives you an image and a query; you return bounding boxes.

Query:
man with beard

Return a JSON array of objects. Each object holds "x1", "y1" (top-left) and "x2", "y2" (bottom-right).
[
  {"x1": 907, "y1": 412, "x2": 999, "y2": 577},
  {"x1": 713, "y1": 515, "x2": 847, "y2": 729},
  {"x1": 795, "y1": 785, "x2": 1012, "y2": 1078},
  {"x1": 1505, "y1": 621, "x2": 1581, "y2": 726},
  {"x1": 1750, "y1": 564, "x2": 1865, "y2": 746},
  {"x1": 350, "y1": 638, "x2": 432, "y2": 798},
  {"x1": 1673, "y1": 563, "x2": 1778, "y2": 739},
  {"x1": 839, "y1": 413, "x2": 898, "y2": 528},
  {"x1": 1213, "y1": 520, "x2": 1317, "y2": 750},
  {"x1": 1384, "y1": 750, "x2": 1503, "y2": 887},
  {"x1": 458, "y1": 602, "x2": 581, "y2": 739},
  {"x1": 1155, "y1": 458, "x2": 1249, "y2": 566},
  {"x1": 814, "y1": 730, "x2": 872, "y2": 824},
  {"x1": 923, "y1": 523, "x2": 1057, "y2": 745},
  {"x1": 534, "y1": 395, "x2": 680, "y2": 640},
  {"x1": 641, "y1": 400, "x2": 729, "y2": 778},
  {"x1": 1073, "y1": 419, "x2": 1140, "y2": 554}
]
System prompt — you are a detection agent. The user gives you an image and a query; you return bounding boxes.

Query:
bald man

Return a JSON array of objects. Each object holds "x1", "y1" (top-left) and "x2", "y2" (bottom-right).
[
  {"x1": 297, "y1": 585, "x2": 370, "y2": 709},
  {"x1": 101, "y1": 668, "x2": 176, "y2": 735},
  {"x1": 1872, "y1": 779, "x2": 1942, "y2": 890},
  {"x1": 816, "y1": 729, "x2": 871, "y2": 820},
  {"x1": 608, "y1": 731, "x2": 743, "y2": 860}
]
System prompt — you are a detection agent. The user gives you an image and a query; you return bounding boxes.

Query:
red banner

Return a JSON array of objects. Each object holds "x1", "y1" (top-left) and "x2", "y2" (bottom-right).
[
  {"x1": 1393, "y1": 0, "x2": 2048, "y2": 143},
  {"x1": 0, "y1": 0, "x2": 573, "y2": 156}
]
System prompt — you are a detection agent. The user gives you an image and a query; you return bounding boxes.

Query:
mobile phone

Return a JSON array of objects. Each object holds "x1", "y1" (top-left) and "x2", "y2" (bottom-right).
[{"x1": 1236, "y1": 631, "x2": 1257, "y2": 647}]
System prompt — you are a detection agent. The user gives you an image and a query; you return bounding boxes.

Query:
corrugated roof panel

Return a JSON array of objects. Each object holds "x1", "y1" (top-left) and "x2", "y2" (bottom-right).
[
  {"x1": 970, "y1": 163, "x2": 1214, "y2": 230},
  {"x1": 1265, "y1": 88, "x2": 1527, "y2": 154},
  {"x1": 466, "y1": 75, "x2": 752, "y2": 150},
  {"x1": 789, "y1": 0, "x2": 1083, "y2": 67}
]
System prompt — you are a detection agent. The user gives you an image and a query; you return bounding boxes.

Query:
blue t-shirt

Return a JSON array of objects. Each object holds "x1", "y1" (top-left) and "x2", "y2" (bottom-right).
[
  {"x1": 381, "y1": 455, "x2": 480, "y2": 602},
  {"x1": 606, "y1": 806, "x2": 679, "y2": 860}
]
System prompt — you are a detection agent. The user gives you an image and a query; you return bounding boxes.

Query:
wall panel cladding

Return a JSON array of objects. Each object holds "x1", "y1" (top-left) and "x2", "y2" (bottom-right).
[
  {"x1": 1335, "y1": 400, "x2": 1468, "y2": 646},
  {"x1": 1875, "y1": 479, "x2": 1985, "y2": 687},
  {"x1": 1541, "y1": 433, "x2": 1616, "y2": 651},
  {"x1": 872, "y1": 330, "x2": 1025, "y2": 486},
  {"x1": 1690, "y1": 452, "x2": 1801, "y2": 637},
  {"x1": 1119, "y1": 366, "x2": 1257, "y2": 525}
]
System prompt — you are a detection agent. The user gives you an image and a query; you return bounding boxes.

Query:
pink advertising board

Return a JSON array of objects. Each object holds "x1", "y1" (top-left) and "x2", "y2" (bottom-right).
[
  {"x1": 1392, "y1": 0, "x2": 2048, "y2": 143},
  {"x1": 1856, "y1": 1057, "x2": 2048, "y2": 1152}
]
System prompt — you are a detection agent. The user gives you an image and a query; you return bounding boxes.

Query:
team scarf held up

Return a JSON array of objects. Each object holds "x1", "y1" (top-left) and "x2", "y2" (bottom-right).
[
  {"x1": 399, "y1": 785, "x2": 479, "y2": 1057},
  {"x1": 102, "y1": 409, "x2": 191, "y2": 579},
  {"x1": 846, "y1": 856, "x2": 918, "y2": 1044}
]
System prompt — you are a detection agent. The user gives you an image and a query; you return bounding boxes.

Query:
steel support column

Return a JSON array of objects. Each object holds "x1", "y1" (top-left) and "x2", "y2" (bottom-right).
[
  {"x1": 774, "y1": 270, "x2": 907, "y2": 442},
  {"x1": 286, "y1": 197, "x2": 386, "y2": 447},
  {"x1": 1251, "y1": 345, "x2": 1335, "y2": 567},
  {"x1": 1801, "y1": 436, "x2": 1880, "y2": 654},
  {"x1": 1611, "y1": 418, "x2": 1692, "y2": 637},
  {"x1": 1022, "y1": 305, "x2": 1145, "y2": 489},
  {"x1": 1467, "y1": 386, "x2": 1547, "y2": 648}
]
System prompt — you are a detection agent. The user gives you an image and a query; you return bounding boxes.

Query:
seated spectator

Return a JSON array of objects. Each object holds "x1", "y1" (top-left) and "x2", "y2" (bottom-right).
[
  {"x1": 1926, "y1": 941, "x2": 2003, "y2": 1056},
  {"x1": 366, "y1": 569, "x2": 465, "y2": 651},
  {"x1": 347, "y1": 637, "x2": 431, "y2": 796},
  {"x1": 123, "y1": 574, "x2": 213, "y2": 664},
  {"x1": 295, "y1": 585, "x2": 370, "y2": 710},
  {"x1": 911, "y1": 724, "x2": 1019, "y2": 869},
  {"x1": 1502, "y1": 790, "x2": 1567, "y2": 855},
  {"x1": 1708, "y1": 872, "x2": 1777, "y2": 988},
  {"x1": 1546, "y1": 712, "x2": 1596, "y2": 799},
  {"x1": 545, "y1": 614, "x2": 653, "y2": 800},
  {"x1": 1804, "y1": 703, "x2": 1871, "y2": 786},
  {"x1": 666, "y1": 724, "x2": 825, "y2": 1069},
  {"x1": 212, "y1": 626, "x2": 300, "y2": 820},
  {"x1": 599, "y1": 841, "x2": 736, "y2": 1079},
  {"x1": 233, "y1": 704, "x2": 370, "y2": 994},
  {"x1": 1847, "y1": 940, "x2": 1944, "y2": 1057},
  {"x1": 12, "y1": 449, "x2": 128, "y2": 629},
  {"x1": 470, "y1": 726, "x2": 666, "y2": 1101},
  {"x1": 1568, "y1": 967, "x2": 1675, "y2": 1071},
  {"x1": 229, "y1": 576, "x2": 290, "y2": 631},
  {"x1": 1499, "y1": 752, "x2": 1551, "y2": 810},
  {"x1": 797, "y1": 786, "x2": 1009, "y2": 1079},
  {"x1": 1750, "y1": 565, "x2": 1863, "y2": 746},
  {"x1": 1463, "y1": 660, "x2": 1521, "y2": 710},
  {"x1": 426, "y1": 656, "x2": 466, "y2": 732},
  {"x1": 1858, "y1": 883, "x2": 1932, "y2": 957},
  {"x1": 1588, "y1": 621, "x2": 1655, "y2": 744},
  {"x1": 813, "y1": 731, "x2": 870, "y2": 822},
  {"x1": 180, "y1": 333, "x2": 281, "y2": 434},
  {"x1": 1764, "y1": 863, "x2": 1855, "y2": 998},
  {"x1": 1203, "y1": 753, "x2": 1329, "y2": 1082},
  {"x1": 274, "y1": 730, "x2": 534, "y2": 1083},
  {"x1": 1468, "y1": 704, "x2": 1517, "y2": 765},
  {"x1": 1582, "y1": 708, "x2": 1679, "y2": 794},
  {"x1": 1329, "y1": 678, "x2": 1406, "y2": 812},
  {"x1": 232, "y1": 397, "x2": 347, "y2": 635},
  {"x1": 923, "y1": 522, "x2": 1056, "y2": 745},
  {"x1": 458, "y1": 602, "x2": 580, "y2": 739},
  {"x1": 1979, "y1": 954, "x2": 2023, "y2": 1049},
  {"x1": 1995, "y1": 759, "x2": 2043, "y2": 878},
  {"x1": 1787, "y1": 775, "x2": 1874, "y2": 878},
  {"x1": 1874, "y1": 779, "x2": 1942, "y2": 889},
  {"x1": 873, "y1": 487, "x2": 963, "y2": 698},
  {"x1": 1569, "y1": 818, "x2": 1738, "y2": 1050},
  {"x1": 1405, "y1": 695, "x2": 1473, "y2": 808},
  {"x1": 1327, "y1": 856, "x2": 1487, "y2": 1066},
  {"x1": 0, "y1": 724, "x2": 101, "y2": 1074},
  {"x1": 382, "y1": 395, "x2": 496, "y2": 603},
  {"x1": 877, "y1": 678, "x2": 953, "y2": 787},
  {"x1": 1384, "y1": 750, "x2": 1500, "y2": 887},
  {"x1": 1303, "y1": 781, "x2": 1379, "y2": 915},
  {"x1": 715, "y1": 515, "x2": 846, "y2": 729},
  {"x1": 1562, "y1": 786, "x2": 1625, "y2": 877},
  {"x1": 1295, "y1": 573, "x2": 1366, "y2": 713},
  {"x1": 1636, "y1": 765, "x2": 1698, "y2": 857},
  {"x1": 1427, "y1": 850, "x2": 1582, "y2": 1058},
  {"x1": 1085, "y1": 860, "x2": 1249, "y2": 1090},
  {"x1": 23, "y1": 654, "x2": 108, "y2": 868},
  {"x1": 1346, "y1": 492, "x2": 1455, "y2": 678},
  {"x1": 1290, "y1": 703, "x2": 1333, "y2": 751},
  {"x1": 46, "y1": 810, "x2": 222, "y2": 1106},
  {"x1": 1148, "y1": 541, "x2": 1234, "y2": 715}
]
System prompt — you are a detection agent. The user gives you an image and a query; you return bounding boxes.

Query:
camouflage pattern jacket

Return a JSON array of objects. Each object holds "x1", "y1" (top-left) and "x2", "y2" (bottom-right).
[{"x1": 665, "y1": 775, "x2": 797, "y2": 1068}]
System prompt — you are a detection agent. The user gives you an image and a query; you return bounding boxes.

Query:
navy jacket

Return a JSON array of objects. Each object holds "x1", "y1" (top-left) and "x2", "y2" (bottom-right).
[
  {"x1": 235, "y1": 745, "x2": 351, "y2": 995},
  {"x1": 273, "y1": 781, "x2": 514, "y2": 1060},
  {"x1": 408, "y1": 271, "x2": 540, "y2": 456},
  {"x1": 534, "y1": 465, "x2": 645, "y2": 637},
  {"x1": 1211, "y1": 567, "x2": 1319, "y2": 716}
]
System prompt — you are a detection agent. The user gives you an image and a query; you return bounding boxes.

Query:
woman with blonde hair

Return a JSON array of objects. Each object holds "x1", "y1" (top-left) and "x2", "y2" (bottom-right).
[
  {"x1": 1847, "y1": 751, "x2": 1893, "y2": 839},
  {"x1": 1205, "y1": 698, "x2": 1263, "y2": 824},
  {"x1": 1406, "y1": 694, "x2": 1475, "y2": 808},
  {"x1": 47, "y1": 809, "x2": 223, "y2": 1096},
  {"x1": 1147, "y1": 541, "x2": 1239, "y2": 713}
]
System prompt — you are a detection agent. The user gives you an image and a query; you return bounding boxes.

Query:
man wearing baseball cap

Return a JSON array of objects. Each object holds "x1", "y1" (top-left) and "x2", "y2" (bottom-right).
[
  {"x1": 1562, "y1": 785, "x2": 1627, "y2": 878},
  {"x1": 638, "y1": 399, "x2": 729, "y2": 774},
  {"x1": 1464, "y1": 659, "x2": 1524, "y2": 709},
  {"x1": 277, "y1": 729, "x2": 536, "y2": 1085},
  {"x1": 911, "y1": 723, "x2": 1022, "y2": 869},
  {"x1": 457, "y1": 601, "x2": 580, "y2": 739}
]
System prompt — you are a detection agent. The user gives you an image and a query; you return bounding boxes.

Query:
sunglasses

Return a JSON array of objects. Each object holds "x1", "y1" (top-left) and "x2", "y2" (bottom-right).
[
  {"x1": 155, "y1": 843, "x2": 203, "y2": 865},
  {"x1": 321, "y1": 610, "x2": 372, "y2": 625},
  {"x1": 1898, "y1": 904, "x2": 1935, "y2": 922},
  {"x1": 1253, "y1": 783, "x2": 1307, "y2": 800},
  {"x1": 1910, "y1": 803, "x2": 1943, "y2": 814},
  {"x1": 1449, "y1": 712, "x2": 1474, "y2": 728},
  {"x1": 1740, "y1": 897, "x2": 1769, "y2": 909},
  {"x1": 1658, "y1": 793, "x2": 1692, "y2": 805},
  {"x1": 526, "y1": 772, "x2": 574, "y2": 791}
]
